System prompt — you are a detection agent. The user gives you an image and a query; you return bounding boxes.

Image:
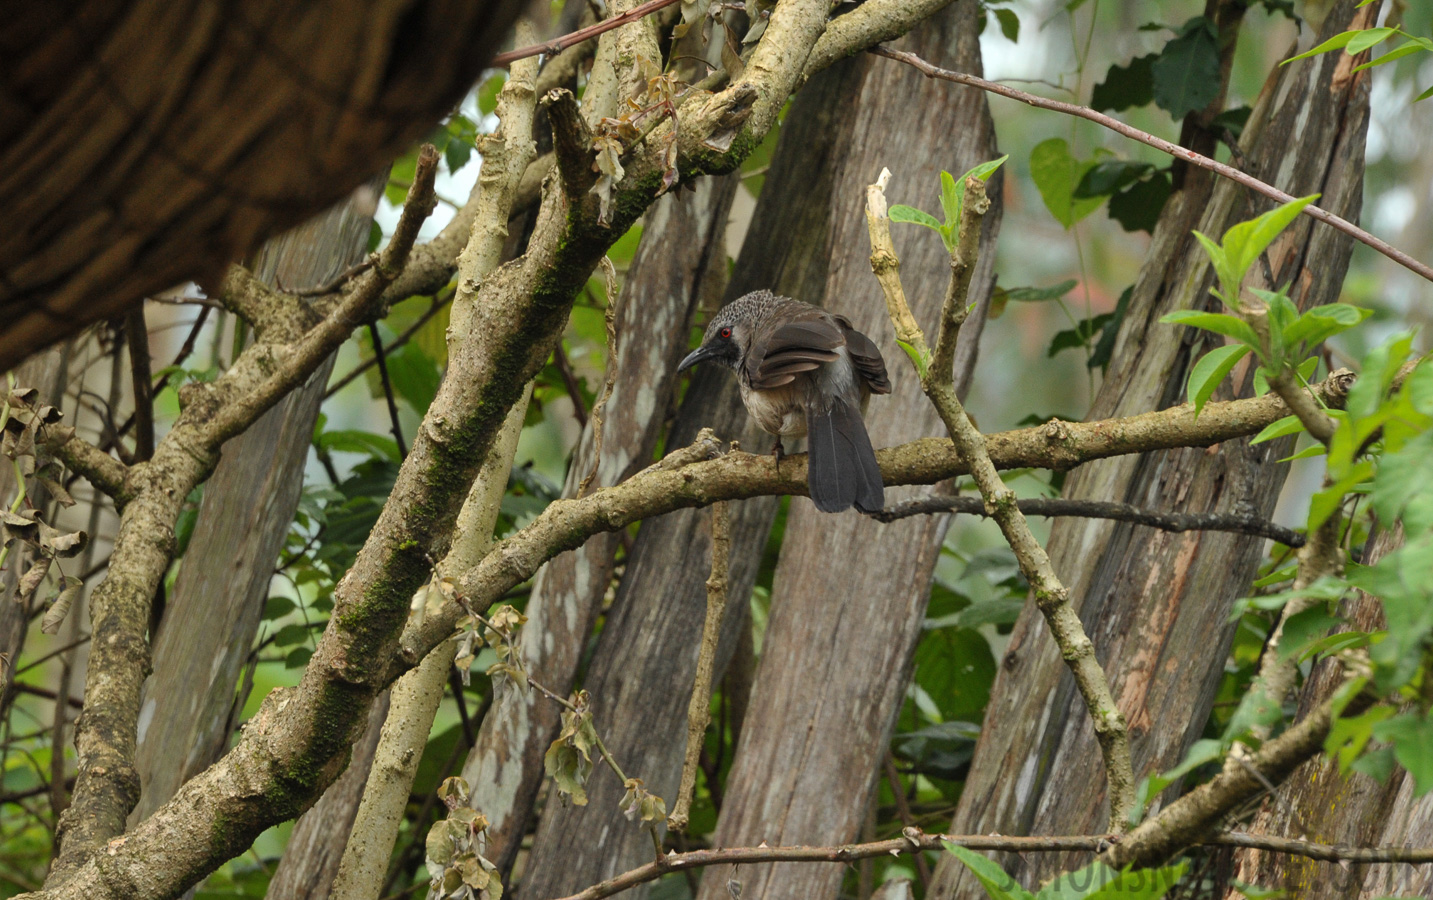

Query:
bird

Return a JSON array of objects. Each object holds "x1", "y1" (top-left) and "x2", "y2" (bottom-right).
[{"x1": 677, "y1": 290, "x2": 891, "y2": 513}]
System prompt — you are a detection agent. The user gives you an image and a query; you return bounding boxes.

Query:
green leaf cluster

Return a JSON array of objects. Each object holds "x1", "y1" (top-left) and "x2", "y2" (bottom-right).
[
  {"x1": 888, "y1": 156, "x2": 1008, "y2": 252},
  {"x1": 944, "y1": 843, "x2": 1187, "y2": 900}
]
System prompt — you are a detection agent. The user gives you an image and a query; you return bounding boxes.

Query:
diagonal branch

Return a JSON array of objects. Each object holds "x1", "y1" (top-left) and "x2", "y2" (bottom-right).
[
  {"x1": 868, "y1": 46, "x2": 1433, "y2": 286},
  {"x1": 865, "y1": 169, "x2": 1135, "y2": 830}
]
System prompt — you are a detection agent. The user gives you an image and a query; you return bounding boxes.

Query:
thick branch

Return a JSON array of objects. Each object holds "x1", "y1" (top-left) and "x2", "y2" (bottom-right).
[
  {"x1": 50, "y1": 436, "x2": 130, "y2": 506},
  {"x1": 867, "y1": 171, "x2": 1135, "y2": 830},
  {"x1": 1105, "y1": 685, "x2": 1379, "y2": 870},
  {"x1": 402, "y1": 369, "x2": 1358, "y2": 664},
  {"x1": 873, "y1": 495, "x2": 1305, "y2": 547},
  {"x1": 868, "y1": 47, "x2": 1433, "y2": 286}
]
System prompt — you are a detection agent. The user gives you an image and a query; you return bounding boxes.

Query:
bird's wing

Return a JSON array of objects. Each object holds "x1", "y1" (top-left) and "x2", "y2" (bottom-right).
[
  {"x1": 746, "y1": 318, "x2": 843, "y2": 389},
  {"x1": 834, "y1": 315, "x2": 891, "y2": 395}
]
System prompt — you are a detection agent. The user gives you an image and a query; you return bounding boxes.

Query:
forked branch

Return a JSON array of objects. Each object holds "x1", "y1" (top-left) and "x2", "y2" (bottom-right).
[{"x1": 865, "y1": 168, "x2": 1136, "y2": 830}]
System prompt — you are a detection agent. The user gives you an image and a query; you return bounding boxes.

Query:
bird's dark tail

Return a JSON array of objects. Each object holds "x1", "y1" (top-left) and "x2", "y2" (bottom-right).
[{"x1": 805, "y1": 399, "x2": 884, "y2": 513}]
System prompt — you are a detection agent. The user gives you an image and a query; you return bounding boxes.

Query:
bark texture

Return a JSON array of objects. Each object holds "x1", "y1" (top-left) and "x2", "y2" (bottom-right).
[
  {"x1": 930, "y1": 2, "x2": 1374, "y2": 894},
  {"x1": 0, "y1": 0, "x2": 524, "y2": 371},
  {"x1": 693, "y1": 4, "x2": 999, "y2": 898},
  {"x1": 513, "y1": 44, "x2": 867, "y2": 897},
  {"x1": 518, "y1": 5, "x2": 998, "y2": 896},
  {"x1": 460, "y1": 175, "x2": 738, "y2": 876},
  {"x1": 132, "y1": 179, "x2": 380, "y2": 826}
]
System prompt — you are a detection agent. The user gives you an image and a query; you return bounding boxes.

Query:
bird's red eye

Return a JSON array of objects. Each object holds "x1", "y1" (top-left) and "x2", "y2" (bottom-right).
[{"x1": 720, "y1": 327, "x2": 732, "y2": 339}]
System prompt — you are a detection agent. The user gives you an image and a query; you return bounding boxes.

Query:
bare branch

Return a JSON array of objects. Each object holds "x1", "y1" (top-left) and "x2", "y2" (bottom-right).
[
  {"x1": 869, "y1": 46, "x2": 1433, "y2": 286},
  {"x1": 873, "y1": 494, "x2": 1305, "y2": 547},
  {"x1": 668, "y1": 501, "x2": 730, "y2": 834},
  {"x1": 552, "y1": 825, "x2": 1433, "y2": 900}
]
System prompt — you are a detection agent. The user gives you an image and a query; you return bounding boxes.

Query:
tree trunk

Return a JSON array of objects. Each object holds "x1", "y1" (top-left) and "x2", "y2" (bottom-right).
[
  {"x1": 1226, "y1": 523, "x2": 1430, "y2": 899},
  {"x1": 513, "y1": 39, "x2": 882, "y2": 897},
  {"x1": 459, "y1": 174, "x2": 738, "y2": 877},
  {"x1": 692, "y1": 4, "x2": 999, "y2": 899},
  {"x1": 0, "y1": 0, "x2": 525, "y2": 371},
  {"x1": 929, "y1": 2, "x2": 1373, "y2": 895},
  {"x1": 516, "y1": 5, "x2": 998, "y2": 897}
]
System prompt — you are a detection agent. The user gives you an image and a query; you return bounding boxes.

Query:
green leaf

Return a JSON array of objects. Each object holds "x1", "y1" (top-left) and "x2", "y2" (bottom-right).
[
  {"x1": 1073, "y1": 161, "x2": 1155, "y2": 199},
  {"x1": 1151, "y1": 18, "x2": 1221, "y2": 120},
  {"x1": 1346, "y1": 27, "x2": 1397, "y2": 55},
  {"x1": 273, "y1": 623, "x2": 310, "y2": 647},
  {"x1": 1251, "y1": 414, "x2": 1303, "y2": 445},
  {"x1": 1159, "y1": 310, "x2": 1261, "y2": 349},
  {"x1": 1229, "y1": 879, "x2": 1288, "y2": 900},
  {"x1": 1091, "y1": 54, "x2": 1156, "y2": 112},
  {"x1": 940, "y1": 170, "x2": 960, "y2": 230},
  {"x1": 263, "y1": 597, "x2": 296, "y2": 620},
  {"x1": 1350, "y1": 744, "x2": 1396, "y2": 782},
  {"x1": 1282, "y1": 302, "x2": 1372, "y2": 348},
  {"x1": 1036, "y1": 862, "x2": 1116, "y2": 900},
  {"x1": 943, "y1": 843, "x2": 1035, "y2": 900},
  {"x1": 1214, "y1": 195, "x2": 1320, "y2": 306},
  {"x1": 1187, "y1": 344, "x2": 1250, "y2": 416},
  {"x1": 962, "y1": 155, "x2": 1009, "y2": 185},
  {"x1": 1276, "y1": 605, "x2": 1340, "y2": 662},
  {"x1": 1083, "y1": 862, "x2": 1187, "y2": 900},
  {"x1": 994, "y1": 7, "x2": 1020, "y2": 41},
  {"x1": 1326, "y1": 705, "x2": 1396, "y2": 772},
  {"x1": 1282, "y1": 29, "x2": 1359, "y2": 65},
  {"x1": 1372, "y1": 429, "x2": 1433, "y2": 536},
  {"x1": 1108, "y1": 169, "x2": 1172, "y2": 233},
  {"x1": 897, "y1": 338, "x2": 929, "y2": 378},
  {"x1": 1128, "y1": 740, "x2": 1221, "y2": 826},
  {"x1": 1374, "y1": 713, "x2": 1433, "y2": 795},
  {"x1": 285, "y1": 646, "x2": 314, "y2": 669},
  {"x1": 1352, "y1": 40, "x2": 1425, "y2": 72},
  {"x1": 477, "y1": 73, "x2": 507, "y2": 115},
  {"x1": 1030, "y1": 138, "x2": 1105, "y2": 229},
  {"x1": 315, "y1": 429, "x2": 402, "y2": 462},
  {"x1": 1416, "y1": 84, "x2": 1433, "y2": 102},
  {"x1": 889, "y1": 205, "x2": 944, "y2": 230}
]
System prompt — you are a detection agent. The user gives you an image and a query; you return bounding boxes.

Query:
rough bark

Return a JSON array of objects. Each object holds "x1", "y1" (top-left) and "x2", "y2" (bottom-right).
[
  {"x1": 692, "y1": 4, "x2": 999, "y2": 899},
  {"x1": 460, "y1": 174, "x2": 738, "y2": 877},
  {"x1": 1225, "y1": 525, "x2": 1427, "y2": 899},
  {"x1": 131, "y1": 178, "x2": 380, "y2": 826},
  {"x1": 517, "y1": 5, "x2": 995, "y2": 895},
  {"x1": 513, "y1": 44, "x2": 865, "y2": 898},
  {"x1": 930, "y1": 2, "x2": 1374, "y2": 894},
  {"x1": 0, "y1": 0, "x2": 525, "y2": 371}
]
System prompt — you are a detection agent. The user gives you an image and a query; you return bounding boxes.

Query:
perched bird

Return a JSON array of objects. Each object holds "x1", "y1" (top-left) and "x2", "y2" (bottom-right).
[{"x1": 677, "y1": 290, "x2": 891, "y2": 513}]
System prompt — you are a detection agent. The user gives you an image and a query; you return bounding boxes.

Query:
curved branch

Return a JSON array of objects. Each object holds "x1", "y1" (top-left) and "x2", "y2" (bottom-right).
[{"x1": 869, "y1": 46, "x2": 1433, "y2": 286}]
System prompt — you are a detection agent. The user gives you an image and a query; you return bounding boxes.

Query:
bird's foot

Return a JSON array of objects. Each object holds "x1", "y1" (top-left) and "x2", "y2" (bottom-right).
[{"x1": 772, "y1": 438, "x2": 785, "y2": 468}]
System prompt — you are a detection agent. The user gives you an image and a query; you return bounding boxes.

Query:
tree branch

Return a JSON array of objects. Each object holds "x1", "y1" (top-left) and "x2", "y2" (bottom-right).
[
  {"x1": 668, "y1": 501, "x2": 730, "y2": 834},
  {"x1": 489, "y1": 0, "x2": 682, "y2": 66},
  {"x1": 868, "y1": 46, "x2": 1433, "y2": 286},
  {"x1": 872, "y1": 495, "x2": 1305, "y2": 547},
  {"x1": 1104, "y1": 683, "x2": 1379, "y2": 870},
  {"x1": 552, "y1": 824, "x2": 1433, "y2": 900},
  {"x1": 866, "y1": 170, "x2": 1136, "y2": 830}
]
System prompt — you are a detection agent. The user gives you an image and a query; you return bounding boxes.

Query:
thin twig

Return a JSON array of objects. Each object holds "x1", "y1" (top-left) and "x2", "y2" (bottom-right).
[
  {"x1": 553, "y1": 826, "x2": 1433, "y2": 900},
  {"x1": 865, "y1": 170, "x2": 1136, "y2": 830},
  {"x1": 489, "y1": 0, "x2": 683, "y2": 65},
  {"x1": 873, "y1": 494, "x2": 1305, "y2": 547},
  {"x1": 323, "y1": 291, "x2": 451, "y2": 400},
  {"x1": 668, "y1": 501, "x2": 730, "y2": 834},
  {"x1": 868, "y1": 46, "x2": 1433, "y2": 286},
  {"x1": 368, "y1": 323, "x2": 407, "y2": 458}
]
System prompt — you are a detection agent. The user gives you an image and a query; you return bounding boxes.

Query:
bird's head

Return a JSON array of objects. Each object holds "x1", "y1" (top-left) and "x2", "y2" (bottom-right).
[{"x1": 677, "y1": 305, "x2": 748, "y2": 373}]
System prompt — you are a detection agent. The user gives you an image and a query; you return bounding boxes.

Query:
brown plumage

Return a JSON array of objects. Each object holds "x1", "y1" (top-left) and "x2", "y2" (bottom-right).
[{"x1": 678, "y1": 291, "x2": 890, "y2": 513}]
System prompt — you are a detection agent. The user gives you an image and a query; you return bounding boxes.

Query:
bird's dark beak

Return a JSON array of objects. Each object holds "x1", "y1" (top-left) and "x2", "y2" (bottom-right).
[{"x1": 678, "y1": 345, "x2": 716, "y2": 373}]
